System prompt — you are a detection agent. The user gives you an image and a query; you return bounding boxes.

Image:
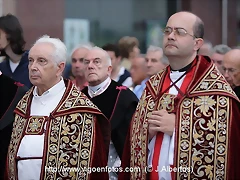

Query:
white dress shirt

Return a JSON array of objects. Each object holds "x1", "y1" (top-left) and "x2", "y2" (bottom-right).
[
  {"x1": 17, "y1": 79, "x2": 66, "y2": 180},
  {"x1": 112, "y1": 66, "x2": 133, "y2": 88},
  {"x1": 148, "y1": 71, "x2": 186, "y2": 180}
]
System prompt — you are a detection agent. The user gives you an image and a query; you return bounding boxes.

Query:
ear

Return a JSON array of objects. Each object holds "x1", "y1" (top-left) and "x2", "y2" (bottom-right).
[
  {"x1": 107, "y1": 66, "x2": 112, "y2": 76},
  {"x1": 57, "y1": 62, "x2": 65, "y2": 76},
  {"x1": 194, "y1": 38, "x2": 204, "y2": 51}
]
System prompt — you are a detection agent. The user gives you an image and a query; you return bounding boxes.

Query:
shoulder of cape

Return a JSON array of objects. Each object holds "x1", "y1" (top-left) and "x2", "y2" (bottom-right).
[
  {"x1": 189, "y1": 65, "x2": 239, "y2": 101},
  {"x1": 15, "y1": 81, "x2": 103, "y2": 116},
  {"x1": 146, "y1": 68, "x2": 167, "y2": 97},
  {"x1": 145, "y1": 64, "x2": 238, "y2": 101}
]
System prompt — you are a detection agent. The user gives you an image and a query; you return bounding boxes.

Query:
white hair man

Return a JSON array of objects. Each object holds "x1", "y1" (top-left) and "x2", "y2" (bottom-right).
[
  {"x1": 211, "y1": 44, "x2": 231, "y2": 74},
  {"x1": 71, "y1": 44, "x2": 92, "y2": 90},
  {"x1": 6, "y1": 35, "x2": 110, "y2": 180},
  {"x1": 81, "y1": 46, "x2": 138, "y2": 180}
]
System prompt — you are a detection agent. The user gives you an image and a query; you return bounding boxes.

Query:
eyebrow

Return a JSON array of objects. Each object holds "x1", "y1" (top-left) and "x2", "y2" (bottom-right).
[
  {"x1": 166, "y1": 26, "x2": 187, "y2": 30},
  {"x1": 85, "y1": 58, "x2": 101, "y2": 61}
]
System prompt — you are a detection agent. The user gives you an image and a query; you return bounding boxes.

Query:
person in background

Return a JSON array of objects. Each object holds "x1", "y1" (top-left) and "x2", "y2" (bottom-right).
[
  {"x1": 223, "y1": 48, "x2": 240, "y2": 99},
  {"x1": 133, "y1": 45, "x2": 168, "y2": 99},
  {"x1": 71, "y1": 44, "x2": 91, "y2": 90},
  {"x1": 130, "y1": 55, "x2": 148, "y2": 90},
  {"x1": 0, "y1": 71, "x2": 28, "y2": 179},
  {"x1": 82, "y1": 46, "x2": 138, "y2": 180},
  {"x1": 0, "y1": 14, "x2": 31, "y2": 88},
  {"x1": 211, "y1": 44, "x2": 231, "y2": 74},
  {"x1": 118, "y1": 36, "x2": 140, "y2": 70},
  {"x1": 198, "y1": 39, "x2": 213, "y2": 56},
  {"x1": 102, "y1": 43, "x2": 133, "y2": 88}
]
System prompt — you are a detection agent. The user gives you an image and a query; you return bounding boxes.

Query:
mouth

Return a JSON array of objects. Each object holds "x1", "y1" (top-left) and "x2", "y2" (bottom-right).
[
  {"x1": 88, "y1": 72, "x2": 96, "y2": 76},
  {"x1": 166, "y1": 44, "x2": 177, "y2": 48},
  {"x1": 30, "y1": 75, "x2": 40, "y2": 79}
]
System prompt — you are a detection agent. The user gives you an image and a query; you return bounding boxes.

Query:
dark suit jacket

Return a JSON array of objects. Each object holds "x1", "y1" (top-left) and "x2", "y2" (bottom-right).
[
  {"x1": 82, "y1": 80, "x2": 138, "y2": 159},
  {"x1": 0, "y1": 74, "x2": 28, "y2": 179}
]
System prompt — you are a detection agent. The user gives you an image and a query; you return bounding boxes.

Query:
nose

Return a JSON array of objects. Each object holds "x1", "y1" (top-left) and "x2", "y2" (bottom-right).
[
  {"x1": 87, "y1": 60, "x2": 95, "y2": 69},
  {"x1": 29, "y1": 61, "x2": 38, "y2": 71},
  {"x1": 147, "y1": 61, "x2": 152, "y2": 68},
  {"x1": 224, "y1": 70, "x2": 229, "y2": 78},
  {"x1": 167, "y1": 30, "x2": 176, "y2": 40},
  {"x1": 74, "y1": 61, "x2": 81, "y2": 68}
]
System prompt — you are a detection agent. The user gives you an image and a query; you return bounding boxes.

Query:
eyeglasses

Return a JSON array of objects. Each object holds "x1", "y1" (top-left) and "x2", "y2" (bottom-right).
[{"x1": 163, "y1": 27, "x2": 196, "y2": 38}]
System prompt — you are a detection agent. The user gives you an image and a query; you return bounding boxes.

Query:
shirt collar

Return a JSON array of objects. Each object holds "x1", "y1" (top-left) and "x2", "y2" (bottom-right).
[
  {"x1": 170, "y1": 60, "x2": 193, "y2": 72},
  {"x1": 33, "y1": 78, "x2": 65, "y2": 98},
  {"x1": 88, "y1": 77, "x2": 111, "y2": 98}
]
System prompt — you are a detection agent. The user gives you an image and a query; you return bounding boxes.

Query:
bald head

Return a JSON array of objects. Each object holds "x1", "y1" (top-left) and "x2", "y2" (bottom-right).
[
  {"x1": 170, "y1": 11, "x2": 204, "y2": 38},
  {"x1": 223, "y1": 49, "x2": 240, "y2": 86}
]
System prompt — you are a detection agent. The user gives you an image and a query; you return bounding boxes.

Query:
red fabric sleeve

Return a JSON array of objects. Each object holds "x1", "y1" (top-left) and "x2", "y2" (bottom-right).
[{"x1": 227, "y1": 100, "x2": 240, "y2": 180}]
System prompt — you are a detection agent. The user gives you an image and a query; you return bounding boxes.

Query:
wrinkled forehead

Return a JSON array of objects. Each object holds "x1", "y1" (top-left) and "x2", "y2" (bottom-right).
[
  {"x1": 86, "y1": 49, "x2": 104, "y2": 59},
  {"x1": 166, "y1": 13, "x2": 196, "y2": 33},
  {"x1": 224, "y1": 50, "x2": 240, "y2": 64},
  {"x1": 29, "y1": 42, "x2": 55, "y2": 58}
]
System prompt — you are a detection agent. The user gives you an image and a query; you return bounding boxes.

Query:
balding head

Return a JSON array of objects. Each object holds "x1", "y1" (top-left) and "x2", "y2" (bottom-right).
[
  {"x1": 223, "y1": 49, "x2": 240, "y2": 87},
  {"x1": 169, "y1": 11, "x2": 204, "y2": 38},
  {"x1": 163, "y1": 11, "x2": 204, "y2": 69}
]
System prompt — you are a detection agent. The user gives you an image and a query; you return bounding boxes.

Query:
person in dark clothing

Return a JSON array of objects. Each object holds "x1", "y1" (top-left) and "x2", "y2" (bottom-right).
[
  {"x1": 0, "y1": 14, "x2": 31, "y2": 88},
  {"x1": 0, "y1": 71, "x2": 28, "y2": 179},
  {"x1": 102, "y1": 43, "x2": 133, "y2": 88},
  {"x1": 223, "y1": 48, "x2": 240, "y2": 100},
  {"x1": 81, "y1": 46, "x2": 138, "y2": 180}
]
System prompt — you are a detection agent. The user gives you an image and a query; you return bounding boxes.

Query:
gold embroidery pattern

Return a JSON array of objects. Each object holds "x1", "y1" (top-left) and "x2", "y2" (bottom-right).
[
  {"x1": 157, "y1": 93, "x2": 176, "y2": 112},
  {"x1": 15, "y1": 88, "x2": 32, "y2": 114},
  {"x1": 8, "y1": 82, "x2": 98, "y2": 179},
  {"x1": 131, "y1": 89, "x2": 156, "y2": 179},
  {"x1": 130, "y1": 70, "x2": 166, "y2": 179},
  {"x1": 25, "y1": 117, "x2": 46, "y2": 135},
  {"x1": 177, "y1": 95, "x2": 229, "y2": 180},
  {"x1": 191, "y1": 66, "x2": 235, "y2": 96},
  {"x1": 44, "y1": 113, "x2": 94, "y2": 179},
  {"x1": 8, "y1": 114, "x2": 29, "y2": 179},
  {"x1": 148, "y1": 70, "x2": 165, "y2": 96},
  {"x1": 57, "y1": 86, "x2": 99, "y2": 113}
]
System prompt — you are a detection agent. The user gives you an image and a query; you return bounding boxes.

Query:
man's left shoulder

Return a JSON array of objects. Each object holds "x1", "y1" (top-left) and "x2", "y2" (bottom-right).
[{"x1": 112, "y1": 81, "x2": 138, "y2": 102}]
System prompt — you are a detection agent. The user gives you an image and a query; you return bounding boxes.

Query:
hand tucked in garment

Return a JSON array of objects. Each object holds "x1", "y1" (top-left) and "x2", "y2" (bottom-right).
[{"x1": 148, "y1": 109, "x2": 176, "y2": 140}]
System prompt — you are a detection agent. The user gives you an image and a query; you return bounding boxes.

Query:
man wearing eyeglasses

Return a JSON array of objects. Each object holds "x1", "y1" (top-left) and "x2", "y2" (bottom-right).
[
  {"x1": 81, "y1": 46, "x2": 138, "y2": 180},
  {"x1": 223, "y1": 49, "x2": 240, "y2": 99},
  {"x1": 120, "y1": 11, "x2": 240, "y2": 180}
]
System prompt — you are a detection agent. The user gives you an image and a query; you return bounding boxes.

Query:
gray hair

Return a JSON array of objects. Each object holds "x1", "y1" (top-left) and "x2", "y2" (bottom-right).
[
  {"x1": 147, "y1": 45, "x2": 168, "y2": 64},
  {"x1": 213, "y1": 44, "x2": 231, "y2": 55},
  {"x1": 70, "y1": 43, "x2": 93, "y2": 58},
  {"x1": 91, "y1": 46, "x2": 112, "y2": 66},
  {"x1": 34, "y1": 35, "x2": 67, "y2": 64}
]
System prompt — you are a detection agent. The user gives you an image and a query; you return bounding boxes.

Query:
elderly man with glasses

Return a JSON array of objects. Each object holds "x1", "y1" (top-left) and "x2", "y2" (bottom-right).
[
  {"x1": 120, "y1": 11, "x2": 240, "y2": 180},
  {"x1": 223, "y1": 48, "x2": 240, "y2": 99}
]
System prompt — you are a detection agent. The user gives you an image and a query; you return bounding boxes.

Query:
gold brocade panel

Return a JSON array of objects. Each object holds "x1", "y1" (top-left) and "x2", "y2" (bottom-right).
[{"x1": 177, "y1": 95, "x2": 229, "y2": 180}]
